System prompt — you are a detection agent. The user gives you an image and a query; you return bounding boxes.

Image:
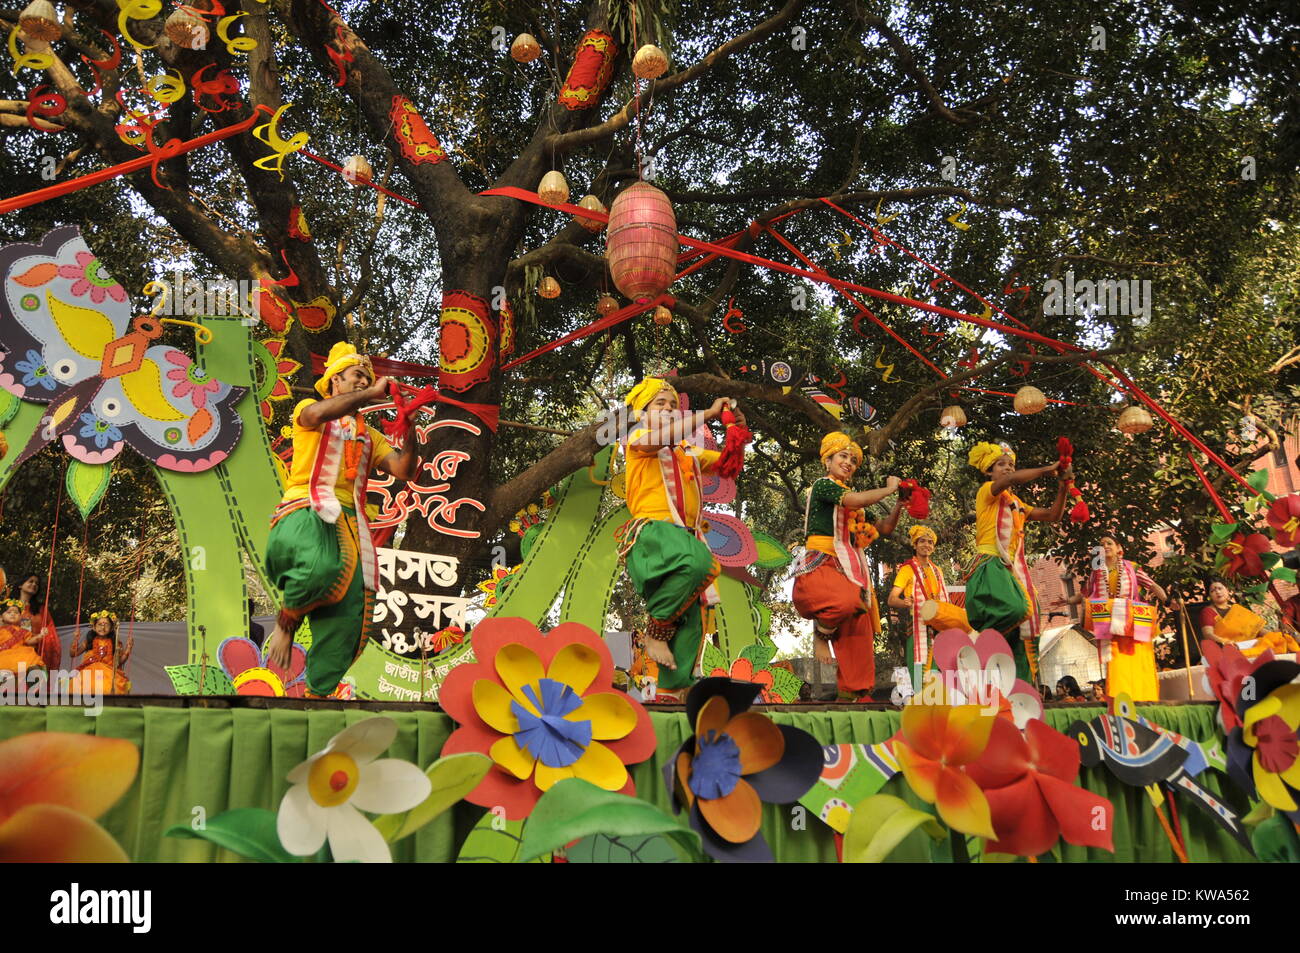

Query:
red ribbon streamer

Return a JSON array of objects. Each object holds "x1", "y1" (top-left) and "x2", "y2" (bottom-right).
[{"x1": 385, "y1": 380, "x2": 499, "y2": 435}]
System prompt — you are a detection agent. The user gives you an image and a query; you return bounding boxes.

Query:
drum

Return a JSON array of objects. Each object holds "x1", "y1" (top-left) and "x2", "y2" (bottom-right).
[
  {"x1": 1215, "y1": 604, "x2": 1266, "y2": 644},
  {"x1": 1086, "y1": 598, "x2": 1112, "y2": 639},
  {"x1": 921, "y1": 599, "x2": 969, "y2": 632}
]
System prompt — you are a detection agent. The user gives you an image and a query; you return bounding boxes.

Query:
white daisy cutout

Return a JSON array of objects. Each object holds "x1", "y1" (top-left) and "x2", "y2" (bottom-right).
[{"x1": 276, "y1": 717, "x2": 431, "y2": 863}]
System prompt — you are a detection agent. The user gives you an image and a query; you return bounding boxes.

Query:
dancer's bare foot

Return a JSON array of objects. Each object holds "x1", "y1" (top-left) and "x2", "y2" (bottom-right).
[
  {"x1": 266, "y1": 625, "x2": 293, "y2": 671},
  {"x1": 814, "y1": 634, "x2": 834, "y2": 666},
  {"x1": 643, "y1": 637, "x2": 676, "y2": 669}
]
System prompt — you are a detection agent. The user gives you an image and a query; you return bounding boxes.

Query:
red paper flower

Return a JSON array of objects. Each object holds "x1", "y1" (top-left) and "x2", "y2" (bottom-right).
[
  {"x1": 217, "y1": 636, "x2": 307, "y2": 697},
  {"x1": 256, "y1": 336, "x2": 301, "y2": 423},
  {"x1": 965, "y1": 717, "x2": 1114, "y2": 857},
  {"x1": 1221, "y1": 531, "x2": 1272, "y2": 579},
  {"x1": 708, "y1": 658, "x2": 777, "y2": 703},
  {"x1": 439, "y1": 619, "x2": 656, "y2": 820},
  {"x1": 1200, "y1": 639, "x2": 1275, "y2": 734},
  {"x1": 1266, "y1": 494, "x2": 1300, "y2": 549}
]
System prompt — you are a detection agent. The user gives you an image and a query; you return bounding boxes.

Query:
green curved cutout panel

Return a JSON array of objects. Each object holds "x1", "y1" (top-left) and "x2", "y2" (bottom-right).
[{"x1": 559, "y1": 502, "x2": 630, "y2": 630}]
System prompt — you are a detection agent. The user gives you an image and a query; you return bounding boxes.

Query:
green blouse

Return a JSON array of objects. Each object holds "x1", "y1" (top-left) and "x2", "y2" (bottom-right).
[{"x1": 805, "y1": 477, "x2": 848, "y2": 537}]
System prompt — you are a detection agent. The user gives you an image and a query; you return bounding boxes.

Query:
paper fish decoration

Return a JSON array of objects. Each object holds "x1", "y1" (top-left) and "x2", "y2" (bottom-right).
[{"x1": 0, "y1": 227, "x2": 245, "y2": 471}]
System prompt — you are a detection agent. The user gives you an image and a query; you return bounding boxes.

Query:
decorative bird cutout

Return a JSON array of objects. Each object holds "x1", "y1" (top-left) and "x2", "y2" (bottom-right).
[
  {"x1": 844, "y1": 396, "x2": 877, "y2": 424},
  {"x1": 1070, "y1": 701, "x2": 1252, "y2": 852},
  {"x1": 0, "y1": 227, "x2": 245, "y2": 472}
]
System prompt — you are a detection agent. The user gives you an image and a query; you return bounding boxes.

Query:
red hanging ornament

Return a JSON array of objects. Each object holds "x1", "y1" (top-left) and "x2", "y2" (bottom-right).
[
  {"x1": 898, "y1": 479, "x2": 931, "y2": 519},
  {"x1": 1057, "y1": 436, "x2": 1089, "y2": 522},
  {"x1": 713, "y1": 403, "x2": 752, "y2": 479}
]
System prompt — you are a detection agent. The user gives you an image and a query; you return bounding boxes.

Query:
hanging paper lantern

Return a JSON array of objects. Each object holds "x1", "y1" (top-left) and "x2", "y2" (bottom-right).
[
  {"x1": 575, "y1": 194, "x2": 606, "y2": 233},
  {"x1": 1116, "y1": 405, "x2": 1153, "y2": 435},
  {"x1": 1013, "y1": 385, "x2": 1046, "y2": 415},
  {"x1": 652, "y1": 305, "x2": 672, "y2": 326},
  {"x1": 538, "y1": 276, "x2": 561, "y2": 299},
  {"x1": 939, "y1": 405, "x2": 967, "y2": 428},
  {"x1": 596, "y1": 294, "x2": 619, "y2": 316},
  {"x1": 632, "y1": 44, "x2": 669, "y2": 80},
  {"x1": 164, "y1": 7, "x2": 209, "y2": 49},
  {"x1": 510, "y1": 33, "x2": 541, "y2": 63},
  {"x1": 606, "y1": 182, "x2": 678, "y2": 303},
  {"x1": 342, "y1": 155, "x2": 373, "y2": 186},
  {"x1": 19, "y1": 0, "x2": 60, "y2": 42},
  {"x1": 538, "y1": 170, "x2": 570, "y2": 205}
]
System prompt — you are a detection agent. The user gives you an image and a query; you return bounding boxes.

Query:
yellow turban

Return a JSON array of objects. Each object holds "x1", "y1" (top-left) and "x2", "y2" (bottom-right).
[
  {"x1": 315, "y1": 341, "x2": 372, "y2": 397},
  {"x1": 819, "y1": 432, "x2": 863, "y2": 465},
  {"x1": 968, "y1": 441, "x2": 1014, "y2": 473},
  {"x1": 909, "y1": 525, "x2": 937, "y2": 545},
  {"x1": 625, "y1": 377, "x2": 676, "y2": 414}
]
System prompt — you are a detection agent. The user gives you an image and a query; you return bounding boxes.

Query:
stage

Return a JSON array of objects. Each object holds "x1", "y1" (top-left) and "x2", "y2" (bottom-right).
[{"x1": 0, "y1": 698, "x2": 1256, "y2": 863}]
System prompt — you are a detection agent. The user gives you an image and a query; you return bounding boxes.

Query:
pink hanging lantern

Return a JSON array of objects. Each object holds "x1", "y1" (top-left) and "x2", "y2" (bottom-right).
[{"x1": 605, "y1": 182, "x2": 677, "y2": 303}]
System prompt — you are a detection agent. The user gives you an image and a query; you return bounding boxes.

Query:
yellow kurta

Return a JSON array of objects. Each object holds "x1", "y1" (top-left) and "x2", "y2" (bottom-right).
[
  {"x1": 624, "y1": 430, "x2": 720, "y2": 525},
  {"x1": 280, "y1": 399, "x2": 395, "y2": 509},
  {"x1": 974, "y1": 482, "x2": 1029, "y2": 557}
]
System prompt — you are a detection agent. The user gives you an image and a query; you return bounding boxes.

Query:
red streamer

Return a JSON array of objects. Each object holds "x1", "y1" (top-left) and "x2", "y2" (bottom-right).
[
  {"x1": 1057, "y1": 437, "x2": 1089, "y2": 523},
  {"x1": 384, "y1": 380, "x2": 499, "y2": 435},
  {"x1": 899, "y1": 479, "x2": 930, "y2": 519},
  {"x1": 714, "y1": 406, "x2": 751, "y2": 479}
]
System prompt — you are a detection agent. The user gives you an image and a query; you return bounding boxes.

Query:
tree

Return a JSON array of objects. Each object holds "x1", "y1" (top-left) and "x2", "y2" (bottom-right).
[{"x1": 1, "y1": 0, "x2": 1296, "y2": 625}]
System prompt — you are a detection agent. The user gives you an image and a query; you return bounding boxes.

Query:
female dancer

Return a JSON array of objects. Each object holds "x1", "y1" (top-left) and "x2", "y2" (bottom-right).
[
  {"x1": 792, "y1": 433, "x2": 903, "y2": 701},
  {"x1": 964, "y1": 441, "x2": 1072, "y2": 684}
]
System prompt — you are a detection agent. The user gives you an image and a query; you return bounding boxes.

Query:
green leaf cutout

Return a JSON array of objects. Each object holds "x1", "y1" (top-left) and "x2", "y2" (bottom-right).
[
  {"x1": 752, "y1": 530, "x2": 794, "y2": 570},
  {"x1": 373, "y1": 752, "x2": 492, "y2": 843},
  {"x1": 843, "y1": 794, "x2": 945, "y2": 863},
  {"x1": 1245, "y1": 468, "x2": 1271, "y2": 494},
  {"x1": 517, "y1": 779, "x2": 704, "y2": 863},
  {"x1": 456, "y1": 812, "x2": 547, "y2": 863},
  {"x1": 165, "y1": 808, "x2": 300, "y2": 862},
  {"x1": 66, "y1": 459, "x2": 113, "y2": 520},
  {"x1": 165, "y1": 662, "x2": 234, "y2": 696},
  {"x1": 0, "y1": 389, "x2": 18, "y2": 427},
  {"x1": 1209, "y1": 522, "x2": 1239, "y2": 542}
]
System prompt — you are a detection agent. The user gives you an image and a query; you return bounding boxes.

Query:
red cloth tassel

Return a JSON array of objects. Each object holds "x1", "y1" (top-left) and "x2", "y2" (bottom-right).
[
  {"x1": 899, "y1": 479, "x2": 931, "y2": 519},
  {"x1": 714, "y1": 407, "x2": 751, "y2": 478},
  {"x1": 1057, "y1": 436, "x2": 1088, "y2": 521},
  {"x1": 383, "y1": 381, "x2": 499, "y2": 440}
]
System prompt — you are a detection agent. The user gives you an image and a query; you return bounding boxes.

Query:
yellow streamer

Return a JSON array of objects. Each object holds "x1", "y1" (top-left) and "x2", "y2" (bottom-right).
[
  {"x1": 946, "y1": 202, "x2": 971, "y2": 231},
  {"x1": 144, "y1": 69, "x2": 186, "y2": 104},
  {"x1": 874, "y1": 346, "x2": 896, "y2": 383},
  {"x1": 117, "y1": 0, "x2": 162, "y2": 52},
  {"x1": 874, "y1": 197, "x2": 899, "y2": 225},
  {"x1": 8, "y1": 25, "x2": 53, "y2": 74},
  {"x1": 252, "y1": 103, "x2": 309, "y2": 181},
  {"x1": 217, "y1": 12, "x2": 257, "y2": 55}
]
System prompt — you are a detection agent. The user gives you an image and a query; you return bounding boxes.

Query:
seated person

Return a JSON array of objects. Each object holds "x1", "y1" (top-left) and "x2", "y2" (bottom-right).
[
  {"x1": 0, "y1": 599, "x2": 45, "y2": 676},
  {"x1": 69, "y1": 611, "x2": 131, "y2": 695},
  {"x1": 1054, "y1": 675, "x2": 1088, "y2": 702},
  {"x1": 1199, "y1": 579, "x2": 1299, "y2": 659}
]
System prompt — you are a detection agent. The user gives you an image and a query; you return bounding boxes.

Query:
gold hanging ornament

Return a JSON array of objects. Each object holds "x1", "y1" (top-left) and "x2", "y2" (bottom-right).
[
  {"x1": 596, "y1": 294, "x2": 619, "y2": 316},
  {"x1": 538, "y1": 170, "x2": 570, "y2": 206},
  {"x1": 19, "y1": 1, "x2": 61, "y2": 42},
  {"x1": 632, "y1": 43, "x2": 669, "y2": 79},
  {"x1": 575, "y1": 194, "x2": 606, "y2": 233},
  {"x1": 939, "y1": 405, "x2": 967, "y2": 428},
  {"x1": 342, "y1": 155, "x2": 373, "y2": 186},
  {"x1": 1013, "y1": 385, "x2": 1047, "y2": 415},
  {"x1": 510, "y1": 33, "x2": 541, "y2": 63},
  {"x1": 164, "y1": 8, "x2": 210, "y2": 49},
  {"x1": 1116, "y1": 405, "x2": 1154, "y2": 434},
  {"x1": 538, "y1": 276, "x2": 561, "y2": 299},
  {"x1": 652, "y1": 305, "x2": 672, "y2": 326}
]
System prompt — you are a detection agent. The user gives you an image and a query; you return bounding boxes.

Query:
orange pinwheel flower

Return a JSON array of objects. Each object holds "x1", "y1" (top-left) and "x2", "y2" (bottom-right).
[
  {"x1": 892, "y1": 704, "x2": 997, "y2": 839},
  {"x1": 0, "y1": 732, "x2": 140, "y2": 862}
]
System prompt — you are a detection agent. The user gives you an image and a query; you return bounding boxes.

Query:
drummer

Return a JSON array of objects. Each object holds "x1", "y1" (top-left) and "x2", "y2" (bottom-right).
[{"x1": 887, "y1": 525, "x2": 952, "y2": 693}]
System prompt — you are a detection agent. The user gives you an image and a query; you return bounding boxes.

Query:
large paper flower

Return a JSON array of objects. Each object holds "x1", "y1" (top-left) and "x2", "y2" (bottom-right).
[
  {"x1": 929, "y1": 628, "x2": 1043, "y2": 728},
  {"x1": 1266, "y1": 494, "x2": 1300, "y2": 548},
  {"x1": 1200, "y1": 638, "x2": 1274, "y2": 734},
  {"x1": 892, "y1": 704, "x2": 997, "y2": 839},
  {"x1": 666, "y1": 677, "x2": 823, "y2": 862},
  {"x1": 708, "y1": 657, "x2": 777, "y2": 702},
  {"x1": 0, "y1": 732, "x2": 139, "y2": 862},
  {"x1": 440, "y1": 618, "x2": 656, "y2": 820},
  {"x1": 1226, "y1": 660, "x2": 1300, "y2": 823},
  {"x1": 254, "y1": 336, "x2": 301, "y2": 423},
  {"x1": 1221, "y1": 531, "x2": 1272, "y2": 579},
  {"x1": 965, "y1": 717, "x2": 1114, "y2": 856},
  {"x1": 276, "y1": 717, "x2": 431, "y2": 863},
  {"x1": 218, "y1": 636, "x2": 307, "y2": 697}
]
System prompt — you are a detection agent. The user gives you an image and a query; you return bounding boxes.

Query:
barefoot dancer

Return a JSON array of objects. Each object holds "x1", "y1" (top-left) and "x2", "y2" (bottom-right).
[
  {"x1": 264, "y1": 342, "x2": 418, "y2": 697},
  {"x1": 618, "y1": 378, "x2": 747, "y2": 697},
  {"x1": 792, "y1": 433, "x2": 903, "y2": 702},
  {"x1": 964, "y1": 441, "x2": 1072, "y2": 685}
]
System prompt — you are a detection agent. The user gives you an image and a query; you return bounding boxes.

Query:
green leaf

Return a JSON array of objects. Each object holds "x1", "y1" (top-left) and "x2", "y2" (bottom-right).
[
  {"x1": 752, "y1": 530, "x2": 793, "y2": 570},
  {"x1": 1259, "y1": 551, "x2": 1281, "y2": 569},
  {"x1": 1209, "y1": 522, "x2": 1239, "y2": 542},
  {"x1": 165, "y1": 808, "x2": 300, "y2": 862},
  {"x1": 564, "y1": 832, "x2": 682, "y2": 863},
  {"x1": 1251, "y1": 813, "x2": 1300, "y2": 864},
  {"x1": 1246, "y1": 468, "x2": 1270, "y2": 493},
  {"x1": 740, "y1": 638, "x2": 776, "y2": 666},
  {"x1": 700, "y1": 641, "x2": 728, "y2": 676},
  {"x1": 373, "y1": 752, "x2": 492, "y2": 843},
  {"x1": 165, "y1": 662, "x2": 234, "y2": 695},
  {"x1": 520, "y1": 523, "x2": 542, "y2": 560},
  {"x1": 0, "y1": 389, "x2": 17, "y2": 427},
  {"x1": 765, "y1": 665, "x2": 805, "y2": 703},
  {"x1": 66, "y1": 459, "x2": 113, "y2": 520},
  {"x1": 842, "y1": 794, "x2": 945, "y2": 864},
  {"x1": 517, "y1": 779, "x2": 704, "y2": 863},
  {"x1": 1271, "y1": 566, "x2": 1297, "y2": 584},
  {"x1": 456, "y1": 812, "x2": 548, "y2": 863}
]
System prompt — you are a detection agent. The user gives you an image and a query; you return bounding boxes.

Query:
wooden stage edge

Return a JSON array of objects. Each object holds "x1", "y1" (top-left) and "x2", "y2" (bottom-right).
[{"x1": 3, "y1": 695, "x2": 1217, "y2": 715}]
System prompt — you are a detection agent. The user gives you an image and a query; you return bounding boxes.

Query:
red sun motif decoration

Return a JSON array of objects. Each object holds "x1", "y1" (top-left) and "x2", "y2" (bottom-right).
[
  {"x1": 390, "y1": 95, "x2": 447, "y2": 166},
  {"x1": 558, "y1": 30, "x2": 618, "y2": 110},
  {"x1": 439, "y1": 290, "x2": 495, "y2": 392}
]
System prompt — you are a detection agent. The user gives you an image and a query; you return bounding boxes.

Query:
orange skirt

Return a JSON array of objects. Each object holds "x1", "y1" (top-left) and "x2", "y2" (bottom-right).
[{"x1": 792, "y1": 561, "x2": 878, "y2": 697}]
